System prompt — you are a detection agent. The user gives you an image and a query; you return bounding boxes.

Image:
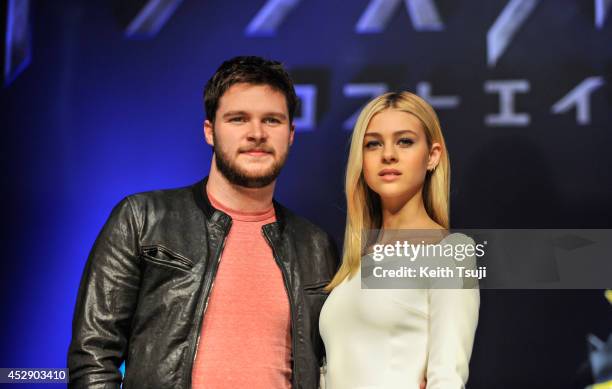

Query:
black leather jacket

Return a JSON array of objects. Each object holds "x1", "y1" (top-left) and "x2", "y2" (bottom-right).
[{"x1": 67, "y1": 178, "x2": 339, "y2": 388}]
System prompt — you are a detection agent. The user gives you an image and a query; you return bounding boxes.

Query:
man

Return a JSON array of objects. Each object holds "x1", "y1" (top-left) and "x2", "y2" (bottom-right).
[{"x1": 68, "y1": 56, "x2": 339, "y2": 389}]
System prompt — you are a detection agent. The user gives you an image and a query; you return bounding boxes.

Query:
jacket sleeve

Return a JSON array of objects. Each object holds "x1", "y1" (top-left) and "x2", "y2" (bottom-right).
[
  {"x1": 425, "y1": 235, "x2": 480, "y2": 388},
  {"x1": 67, "y1": 197, "x2": 142, "y2": 388},
  {"x1": 319, "y1": 231, "x2": 340, "y2": 382},
  {"x1": 325, "y1": 233, "x2": 341, "y2": 277}
]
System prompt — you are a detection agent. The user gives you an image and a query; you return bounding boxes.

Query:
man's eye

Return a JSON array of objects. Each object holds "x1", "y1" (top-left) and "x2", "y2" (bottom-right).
[
  {"x1": 229, "y1": 117, "x2": 246, "y2": 123},
  {"x1": 264, "y1": 117, "x2": 281, "y2": 124},
  {"x1": 364, "y1": 140, "x2": 381, "y2": 149},
  {"x1": 398, "y1": 138, "x2": 414, "y2": 146}
]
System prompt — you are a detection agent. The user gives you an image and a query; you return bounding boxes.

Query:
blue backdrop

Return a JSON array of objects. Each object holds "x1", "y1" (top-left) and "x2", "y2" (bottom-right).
[{"x1": 1, "y1": 0, "x2": 611, "y2": 387}]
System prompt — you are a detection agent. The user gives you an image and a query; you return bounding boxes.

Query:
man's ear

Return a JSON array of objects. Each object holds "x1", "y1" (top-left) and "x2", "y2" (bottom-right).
[
  {"x1": 289, "y1": 123, "x2": 295, "y2": 146},
  {"x1": 204, "y1": 119, "x2": 214, "y2": 146}
]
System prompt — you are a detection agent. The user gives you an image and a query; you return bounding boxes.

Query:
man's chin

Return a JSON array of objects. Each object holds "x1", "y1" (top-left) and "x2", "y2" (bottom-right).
[
  {"x1": 220, "y1": 167, "x2": 280, "y2": 188},
  {"x1": 214, "y1": 148, "x2": 286, "y2": 188},
  {"x1": 234, "y1": 160, "x2": 277, "y2": 176},
  {"x1": 235, "y1": 176, "x2": 277, "y2": 188},
  {"x1": 238, "y1": 172, "x2": 277, "y2": 185}
]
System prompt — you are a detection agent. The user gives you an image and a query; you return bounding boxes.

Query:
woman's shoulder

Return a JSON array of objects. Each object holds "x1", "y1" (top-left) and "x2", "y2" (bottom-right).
[{"x1": 440, "y1": 231, "x2": 475, "y2": 243}]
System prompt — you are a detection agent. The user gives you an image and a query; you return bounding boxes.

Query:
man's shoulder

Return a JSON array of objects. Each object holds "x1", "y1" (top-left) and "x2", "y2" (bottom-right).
[
  {"x1": 277, "y1": 204, "x2": 340, "y2": 273},
  {"x1": 125, "y1": 181, "x2": 200, "y2": 208},
  {"x1": 106, "y1": 181, "x2": 203, "y2": 227},
  {"x1": 276, "y1": 203, "x2": 334, "y2": 246}
]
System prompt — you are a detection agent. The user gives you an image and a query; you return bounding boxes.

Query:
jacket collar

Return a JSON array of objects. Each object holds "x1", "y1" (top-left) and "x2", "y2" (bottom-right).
[{"x1": 191, "y1": 176, "x2": 286, "y2": 233}]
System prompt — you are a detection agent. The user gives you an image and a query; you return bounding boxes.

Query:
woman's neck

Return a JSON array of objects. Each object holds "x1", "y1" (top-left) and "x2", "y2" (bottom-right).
[{"x1": 380, "y1": 190, "x2": 441, "y2": 230}]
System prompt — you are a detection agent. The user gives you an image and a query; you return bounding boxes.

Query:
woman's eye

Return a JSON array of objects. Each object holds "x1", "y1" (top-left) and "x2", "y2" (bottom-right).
[
  {"x1": 365, "y1": 140, "x2": 381, "y2": 149},
  {"x1": 398, "y1": 138, "x2": 414, "y2": 146}
]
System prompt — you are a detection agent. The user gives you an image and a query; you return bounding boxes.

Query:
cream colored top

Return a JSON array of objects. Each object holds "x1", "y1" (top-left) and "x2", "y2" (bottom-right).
[{"x1": 319, "y1": 234, "x2": 480, "y2": 389}]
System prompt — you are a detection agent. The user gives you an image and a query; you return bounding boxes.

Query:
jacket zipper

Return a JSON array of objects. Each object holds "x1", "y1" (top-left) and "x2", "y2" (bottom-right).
[
  {"x1": 184, "y1": 226, "x2": 229, "y2": 387},
  {"x1": 262, "y1": 228, "x2": 298, "y2": 387}
]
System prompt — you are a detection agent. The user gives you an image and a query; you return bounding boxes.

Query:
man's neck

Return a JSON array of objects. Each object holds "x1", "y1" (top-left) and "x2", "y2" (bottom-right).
[{"x1": 206, "y1": 163, "x2": 275, "y2": 213}]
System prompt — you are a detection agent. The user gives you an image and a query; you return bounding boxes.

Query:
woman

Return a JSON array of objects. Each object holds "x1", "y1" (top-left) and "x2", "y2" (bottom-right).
[{"x1": 319, "y1": 92, "x2": 479, "y2": 388}]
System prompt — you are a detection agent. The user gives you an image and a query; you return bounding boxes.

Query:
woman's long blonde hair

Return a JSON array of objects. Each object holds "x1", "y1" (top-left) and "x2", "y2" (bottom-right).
[{"x1": 326, "y1": 91, "x2": 450, "y2": 291}]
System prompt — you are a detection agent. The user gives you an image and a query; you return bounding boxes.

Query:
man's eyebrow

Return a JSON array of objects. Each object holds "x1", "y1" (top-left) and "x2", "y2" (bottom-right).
[
  {"x1": 263, "y1": 112, "x2": 288, "y2": 120},
  {"x1": 221, "y1": 110, "x2": 249, "y2": 118},
  {"x1": 364, "y1": 129, "x2": 418, "y2": 137},
  {"x1": 221, "y1": 111, "x2": 288, "y2": 120}
]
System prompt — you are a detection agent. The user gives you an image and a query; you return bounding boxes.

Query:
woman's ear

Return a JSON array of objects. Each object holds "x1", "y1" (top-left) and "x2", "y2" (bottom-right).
[{"x1": 427, "y1": 142, "x2": 442, "y2": 170}]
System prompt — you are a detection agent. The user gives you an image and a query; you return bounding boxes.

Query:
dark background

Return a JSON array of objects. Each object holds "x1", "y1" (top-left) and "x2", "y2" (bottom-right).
[{"x1": 1, "y1": 0, "x2": 611, "y2": 388}]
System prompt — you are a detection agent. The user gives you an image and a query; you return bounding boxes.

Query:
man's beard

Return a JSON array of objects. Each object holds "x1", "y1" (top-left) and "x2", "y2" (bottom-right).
[{"x1": 213, "y1": 133, "x2": 288, "y2": 188}]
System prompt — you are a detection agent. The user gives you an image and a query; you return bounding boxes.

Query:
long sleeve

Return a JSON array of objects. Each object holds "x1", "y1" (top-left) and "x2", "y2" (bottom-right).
[
  {"x1": 67, "y1": 197, "x2": 142, "y2": 389},
  {"x1": 425, "y1": 235, "x2": 480, "y2": 388}
]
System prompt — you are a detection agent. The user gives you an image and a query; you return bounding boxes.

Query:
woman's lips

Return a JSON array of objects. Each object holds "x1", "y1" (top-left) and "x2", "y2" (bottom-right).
[{"x1": 379, "y1": 169, "x2": 402, "y2": 181}]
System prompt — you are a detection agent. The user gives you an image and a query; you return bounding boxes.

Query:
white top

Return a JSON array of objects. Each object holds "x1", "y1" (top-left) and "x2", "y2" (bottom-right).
[{"x1": 319, "y1": 234, "x2": 480, "y2": 389}]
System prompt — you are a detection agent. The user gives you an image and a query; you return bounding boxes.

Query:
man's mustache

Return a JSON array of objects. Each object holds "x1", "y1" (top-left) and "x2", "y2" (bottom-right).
[{"x1": 238, "y1": 145, "x2": 275, "y2": 154}]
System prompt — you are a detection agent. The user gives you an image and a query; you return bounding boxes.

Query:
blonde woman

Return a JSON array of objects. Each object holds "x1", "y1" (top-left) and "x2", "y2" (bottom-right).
[{"x1": 319, "y1": 92, "x2": 479, "y2": 389}]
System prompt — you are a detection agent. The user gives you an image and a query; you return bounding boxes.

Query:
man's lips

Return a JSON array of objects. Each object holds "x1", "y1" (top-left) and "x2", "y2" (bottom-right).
[{"x1": 241, "y1": 148, "x2": 273, "y2": 157}]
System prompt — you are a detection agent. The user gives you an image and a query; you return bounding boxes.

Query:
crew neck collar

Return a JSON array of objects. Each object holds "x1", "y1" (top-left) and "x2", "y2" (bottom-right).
[{"x1": 206, "y1": 187, "x2": 275, "y2": 222}]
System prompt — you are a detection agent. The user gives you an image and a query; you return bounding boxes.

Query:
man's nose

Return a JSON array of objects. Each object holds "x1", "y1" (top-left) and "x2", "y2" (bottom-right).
[{"x1": 247, "y1": 121, "x2": 267, "y2": 142}]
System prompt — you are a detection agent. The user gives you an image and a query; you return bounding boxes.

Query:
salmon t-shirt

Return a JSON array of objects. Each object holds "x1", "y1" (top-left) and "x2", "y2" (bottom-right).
[{"x1": 191, "y1": 190, "x2": 292, "y2": 388}]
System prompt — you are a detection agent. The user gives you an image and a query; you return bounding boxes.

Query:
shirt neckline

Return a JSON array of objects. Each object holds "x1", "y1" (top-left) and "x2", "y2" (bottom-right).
[{"x1": 207, "y1": 188, "x2": 275, "y2": 222}]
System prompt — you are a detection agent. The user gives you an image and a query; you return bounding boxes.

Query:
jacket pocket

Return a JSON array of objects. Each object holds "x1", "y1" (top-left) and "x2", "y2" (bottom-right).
[{"x1": 141, "y1": 244, "x2": 195, "y2": 272}]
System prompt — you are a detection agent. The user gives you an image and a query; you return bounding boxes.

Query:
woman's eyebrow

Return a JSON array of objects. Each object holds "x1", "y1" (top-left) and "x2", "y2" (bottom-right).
[{"x1": 364, "y1": 129, "x2": 418, "y2": 137}]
